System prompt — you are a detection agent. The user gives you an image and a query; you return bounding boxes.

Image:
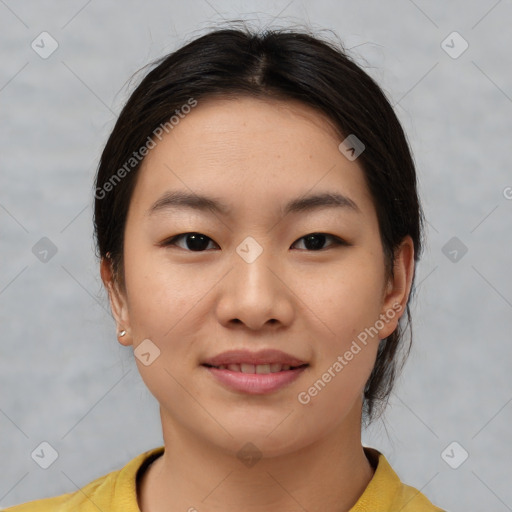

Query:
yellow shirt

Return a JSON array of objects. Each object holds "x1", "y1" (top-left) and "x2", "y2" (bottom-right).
[{"x1": 3, "y1": 446, "x2": 445, "y2": 511}]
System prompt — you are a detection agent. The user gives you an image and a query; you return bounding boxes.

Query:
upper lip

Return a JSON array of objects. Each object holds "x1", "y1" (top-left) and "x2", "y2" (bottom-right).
[{"x1": 202, "y1": 349, "x2": 307, "y2": 367}]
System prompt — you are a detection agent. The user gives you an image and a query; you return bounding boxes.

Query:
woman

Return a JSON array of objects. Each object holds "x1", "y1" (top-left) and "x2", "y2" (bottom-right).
[{"x1": 5, "y1": 26, "x2": 446, "y2": 511}]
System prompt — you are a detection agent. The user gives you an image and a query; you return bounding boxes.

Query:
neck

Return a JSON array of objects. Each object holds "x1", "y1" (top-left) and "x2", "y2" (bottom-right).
[{"x1": 138, "y1": 406, "x2": 375, "y2": 512}]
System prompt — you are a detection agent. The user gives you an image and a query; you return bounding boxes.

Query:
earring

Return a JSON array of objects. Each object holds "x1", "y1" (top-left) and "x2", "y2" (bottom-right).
[{"x1": 118, "y1": 330, "x2": 127, "y2": 337}]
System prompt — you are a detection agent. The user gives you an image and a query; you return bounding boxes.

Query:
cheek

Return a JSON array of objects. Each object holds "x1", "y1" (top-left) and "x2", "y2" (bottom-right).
[
  {"x1": 121, "y1": 243, "x2": 208, "y2": 413},
  {"x1": 122, "y1": 240, "x2": 203, "y2": 335},
  {"x1": 295, "y1": 253, "x2": 384, "y2": 392},
  {"x1": 305, "y1": 254, "x2": 385, "y2": 338}
]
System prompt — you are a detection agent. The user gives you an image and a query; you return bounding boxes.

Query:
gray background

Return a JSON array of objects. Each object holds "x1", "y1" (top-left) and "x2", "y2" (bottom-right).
[{"x1": 1, "y1": 1, "x2": 511, "y2": 510}]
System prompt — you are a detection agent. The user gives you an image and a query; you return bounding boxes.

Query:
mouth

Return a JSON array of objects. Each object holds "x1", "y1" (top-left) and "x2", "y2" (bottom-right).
[
  {"x1": 201, "y1": 349, "x2": 309, "y2": 394},
  {"x1": 202, "y1": 363, "x2": 308, "y2": 373}
]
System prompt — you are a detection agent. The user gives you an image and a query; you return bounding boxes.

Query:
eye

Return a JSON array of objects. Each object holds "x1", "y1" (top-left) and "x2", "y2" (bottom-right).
[
  {"x1": 161, "y1": 232, "x2": 347, "y2": 252},
  {"x1": 161, "y1": 232, "x2": 218, "y2": 252},
  {"x1": 291, "y1": 233, "x2": 348, "y2": 251}
]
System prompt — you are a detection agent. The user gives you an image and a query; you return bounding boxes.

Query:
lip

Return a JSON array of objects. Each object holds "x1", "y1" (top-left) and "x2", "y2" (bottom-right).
[
  {"x1": 201, "y1": 349, "x2": 309, "y2": 395},
  {"x1": 202, "y1": 349, "x2": 307, "y2": 367},
  {"x1": 203, "y1": 365, "x2": 308, "y2": 394}
]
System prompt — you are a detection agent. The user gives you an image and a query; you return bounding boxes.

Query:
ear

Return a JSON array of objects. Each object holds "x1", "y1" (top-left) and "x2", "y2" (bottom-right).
[
  {"x1": 377, "y1": 236, "x2": 415, "y2": 340},
  {"x1": 100, "y1": 256, "x2": 133, "y2": 346}
]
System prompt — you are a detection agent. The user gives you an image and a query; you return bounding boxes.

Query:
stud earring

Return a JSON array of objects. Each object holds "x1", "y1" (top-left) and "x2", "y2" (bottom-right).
[{"x1": 118, "y1": 330, "x2": 127, "y2": 337}]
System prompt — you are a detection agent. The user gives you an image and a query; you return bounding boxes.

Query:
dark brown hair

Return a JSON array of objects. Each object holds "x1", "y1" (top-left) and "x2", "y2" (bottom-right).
[{"x1": 93, "y1": 25, "x2": 424, "y2": 426}]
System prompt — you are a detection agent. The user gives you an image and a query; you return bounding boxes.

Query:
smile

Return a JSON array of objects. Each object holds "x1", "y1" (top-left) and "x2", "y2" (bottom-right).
[
  {"x1": 202, "y1": 363, "x2": 308, "y2": 394},
  {"x1": 203, "y1": 363, "x2": 307, "y2": 373}
]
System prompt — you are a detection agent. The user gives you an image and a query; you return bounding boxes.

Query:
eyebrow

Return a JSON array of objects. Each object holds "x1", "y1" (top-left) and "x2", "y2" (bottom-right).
[{"x1": 146, "y1": 190, "x2": 360, "y2": 218}]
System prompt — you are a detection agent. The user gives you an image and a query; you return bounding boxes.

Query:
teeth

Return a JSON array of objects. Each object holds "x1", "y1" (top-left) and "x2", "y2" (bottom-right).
[
  {"x1": 256, "y1": 364, "x2": 271, "y2": 374},
  {"x1": 213, "y1": 363, "x2": 297, "y2": 373},
  {"x1": 241, "y1": 363, "x2": 255, "y2": 373}
]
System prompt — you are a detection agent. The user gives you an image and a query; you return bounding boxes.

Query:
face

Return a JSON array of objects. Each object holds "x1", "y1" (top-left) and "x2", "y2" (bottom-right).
[{"x1": 102, "y1": 96, "x2": 413, "y2": 457}]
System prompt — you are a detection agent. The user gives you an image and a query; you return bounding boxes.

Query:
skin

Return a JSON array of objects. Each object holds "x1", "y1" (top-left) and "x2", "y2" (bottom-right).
[{"x1": 101, "y1": 96, "x2": 415, "y2": 512}]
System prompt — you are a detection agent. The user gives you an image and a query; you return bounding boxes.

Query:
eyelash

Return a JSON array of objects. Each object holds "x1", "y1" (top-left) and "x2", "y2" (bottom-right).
[{"x1": 160, "y1": 232, "x2": 349, "y2": 252}]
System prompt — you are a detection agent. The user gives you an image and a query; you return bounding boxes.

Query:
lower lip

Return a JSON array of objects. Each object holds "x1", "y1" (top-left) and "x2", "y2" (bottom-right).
[{"x1": 203, "y1": 365, "x2": 308, "y2": 394}]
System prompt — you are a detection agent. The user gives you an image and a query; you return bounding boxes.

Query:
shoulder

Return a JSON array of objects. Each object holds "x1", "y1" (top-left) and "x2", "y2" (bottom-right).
[
  {"x1": 390, "y1": 480, "x2": 446, "y2": 511},
  {"x1": 350, "y1": 447, "x2": 446, "y2": 512},
  {"x1": 2, "y1": 470, "x2": 120, "y2": 512},
  {"x1": 2, "y1": 446, "x2": 165, "y2": 512}
]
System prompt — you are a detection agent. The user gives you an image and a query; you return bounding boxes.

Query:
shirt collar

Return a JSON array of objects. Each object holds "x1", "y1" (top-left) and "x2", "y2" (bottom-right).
[{"x1": 117, "y1": 445, "x2": 402, "y2": 512}]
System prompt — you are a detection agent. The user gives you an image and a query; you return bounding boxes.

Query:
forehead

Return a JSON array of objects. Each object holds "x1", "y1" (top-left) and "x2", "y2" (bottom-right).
[{"x1": 128, "y1": 96, "x2": 375, "y2": 221}]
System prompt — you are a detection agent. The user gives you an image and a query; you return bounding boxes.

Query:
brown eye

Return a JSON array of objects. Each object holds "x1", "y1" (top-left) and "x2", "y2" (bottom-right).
[
  {"x1": 162, "y1": 233, "x2": 218, "y2": 252},
  {"x1": 292, "y1": 233, "x2": 347, "y2": 251},
  {"x1": 161, "y1": 232, "x2": 347, "y2": 252}
]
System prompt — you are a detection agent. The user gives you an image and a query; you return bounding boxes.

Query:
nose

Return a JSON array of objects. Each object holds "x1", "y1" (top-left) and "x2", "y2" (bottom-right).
[{"x1": 215, "y1": 239, "x2": 295, "y2": 331}]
